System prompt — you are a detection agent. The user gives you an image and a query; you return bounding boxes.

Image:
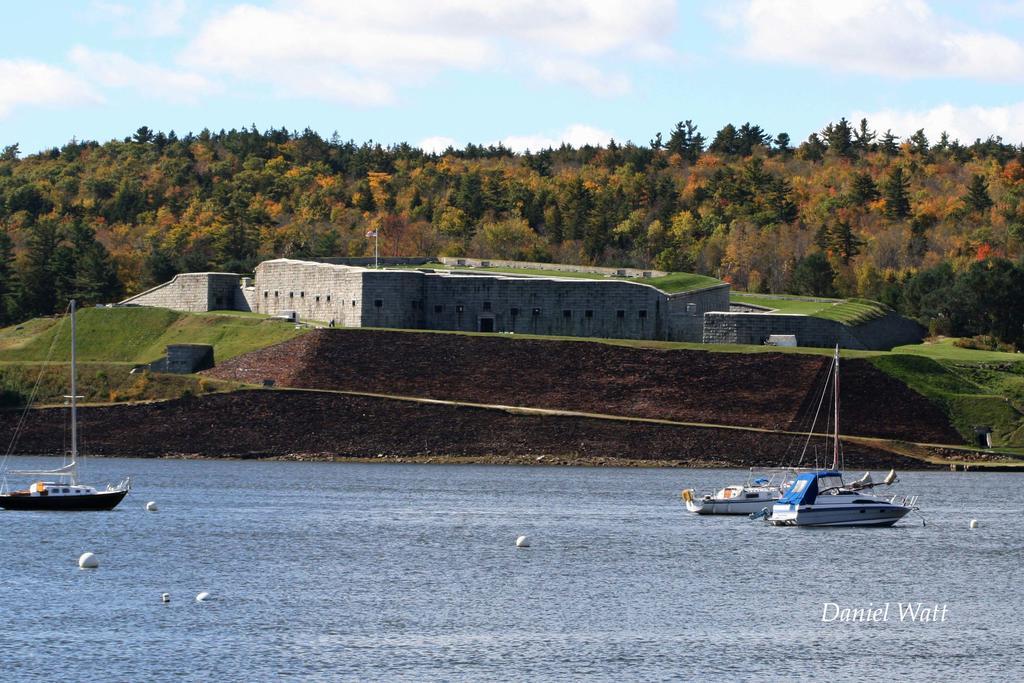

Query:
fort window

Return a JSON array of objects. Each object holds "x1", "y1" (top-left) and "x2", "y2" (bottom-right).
[
  {"x1": 289, "y1": 292, "x2": 294, "y2": 298},
  {"x1": 315, "y1": 296, "x2": 320, "y2": 302},
  {"x1": 434, "y1": 304, "x2": 444, "y2": 313},
  {"x1": 563, "y1": 309, "x2": 572, "y2": 318},
  {"x1": 639, "y1": 310, "x2": 647, "y2": 319},
  {"x1": 300, "y1": 291, "x2": 305, "y2": 298},
  {"x1": 326, "y1": 295, "x2": 331, "y2": 302},
  {"x1": 374, "y1": 299, "x2": 383, "y2": 308},
  {"x1": 352, "y1": 300, "x2": 356, "y2": 307},
  {"x1": 616, "y1": 309, "x2": 625, "y2": 318},
  {"x1": 483, "y1": 301, "x2": 492, "y2": 312},
  {"x1": 686, "y1": 303, "x2": 697, "y2": 314},
  {"x1": 585, "y1": 310, "x2": 594, "y2": 318},
  {"x1": 275, "y1": 291, "x2": 279, "y2": 297},
  {"x1": 263, "y1": 291, "x2": 268, "y2": 298},
  {"x1": 456, "y1": 305, "x2": 465, "y2": 313},
  {"x1": 532, "y1": 307, "x2": 541, "y2": 316}
]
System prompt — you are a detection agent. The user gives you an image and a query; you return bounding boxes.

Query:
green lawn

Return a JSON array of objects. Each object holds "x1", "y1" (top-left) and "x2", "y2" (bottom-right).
[
  {"x1": 890, "y1": 337, "x2": 1024, "y2": 362},
  {"x1": 812, "y1": 298, "x2": 890, "y2": 325},
  {"x1": 729, "y1": 294, "x2": 890, "y2": 326},
  {"x1": 0, "y1": 307, "x2": 308, "y2": 364},
  {"x1": 729, "y1": 294, "x2": 836, "y2": 315},
  {"x1": 394, "y1": 262, "x2": 724, "y2": 293},
  {"x1": 0, "y1": 362, "x2": 241, "y2": 407},
  {"x1": 869, "y1": 354, "x2": 1024, "y2": 446},
  {"x1": 632, "y1": 272, "x2": 723, "y2": 293}
]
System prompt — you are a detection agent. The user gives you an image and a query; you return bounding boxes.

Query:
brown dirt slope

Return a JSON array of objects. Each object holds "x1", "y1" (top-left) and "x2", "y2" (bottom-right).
[
  {"x1": 0, "y1": 389, "x2": 936, "y2": 469},
  {"x1": 203, "y1": 330, "x2": 962, "y2": 444}
]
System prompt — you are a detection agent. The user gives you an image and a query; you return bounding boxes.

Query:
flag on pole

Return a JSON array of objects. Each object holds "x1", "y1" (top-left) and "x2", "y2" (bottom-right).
[{"x1": 365, "y1": 229, "x2": 378, "y2": 238}]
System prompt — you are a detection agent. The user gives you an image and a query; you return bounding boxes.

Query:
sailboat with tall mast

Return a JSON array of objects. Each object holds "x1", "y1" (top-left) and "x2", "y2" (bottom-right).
[
  {"x1": 766, "y1": 346, "x2": 917, "y2": 527},
  {"x1": 0, "y1": 301, "x2": 130, "y2": 511}
]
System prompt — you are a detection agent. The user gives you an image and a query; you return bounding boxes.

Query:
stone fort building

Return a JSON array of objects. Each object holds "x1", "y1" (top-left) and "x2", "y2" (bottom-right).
[
  {"x1": 120, "y1": 257, "x2": 923, "y2": 349},
  {"x1": 121, "y1": 258, "x2": 731, "y2": 342}
]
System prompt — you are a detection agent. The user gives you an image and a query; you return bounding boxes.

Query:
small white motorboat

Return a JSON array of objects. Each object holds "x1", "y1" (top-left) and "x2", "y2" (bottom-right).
[{"x1": 682, "y1": 468, "x2": 800, "y2": 515}]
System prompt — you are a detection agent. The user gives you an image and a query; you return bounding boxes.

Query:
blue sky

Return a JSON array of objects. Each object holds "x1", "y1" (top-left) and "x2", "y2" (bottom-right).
[{"x1": 5, "y1": 0, "x2": 1024, "y2": 154}]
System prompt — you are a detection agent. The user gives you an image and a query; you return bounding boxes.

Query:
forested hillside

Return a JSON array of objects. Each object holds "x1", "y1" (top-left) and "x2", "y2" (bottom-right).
[{"x1": 1, "y1": 119, "x2": 1023, "y2": 345}]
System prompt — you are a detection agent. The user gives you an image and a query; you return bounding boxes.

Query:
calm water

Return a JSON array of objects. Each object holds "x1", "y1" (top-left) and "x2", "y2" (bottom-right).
[{"x1": 0, "y1": 458, "x2": 1021, "y2": 682}]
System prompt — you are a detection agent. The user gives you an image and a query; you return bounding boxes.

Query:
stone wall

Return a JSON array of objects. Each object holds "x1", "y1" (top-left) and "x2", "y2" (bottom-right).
[
  {"x1": 417, "y1": 273, "x2": 666, "y2": 339},
  {"x1": 121, "y1": 273, "x2": 241, "y2": 312},
  {"x1": 702, "y1": 311, "x2": 923, "y2": 350},
  {"x1": 666, "y1": 284, "x2": 731, "y2": 342},
  {"x1": 253, "y1": 259, "x2": 364, "y2": 326}
]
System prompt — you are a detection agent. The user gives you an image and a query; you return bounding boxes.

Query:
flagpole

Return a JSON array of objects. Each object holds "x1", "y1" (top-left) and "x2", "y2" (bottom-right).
[{"x1": 375, "y1": 230, "x2": 379, "y2": 269}]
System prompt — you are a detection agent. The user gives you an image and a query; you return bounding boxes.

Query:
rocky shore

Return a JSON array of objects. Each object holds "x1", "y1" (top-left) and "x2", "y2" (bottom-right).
[{"x1": 0, "y1": 389, "x2": 949, "y2": 469}]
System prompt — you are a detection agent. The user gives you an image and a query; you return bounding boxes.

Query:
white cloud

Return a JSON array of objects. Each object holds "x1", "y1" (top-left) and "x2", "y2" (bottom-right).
[
  {"x1": 497, "y1": 124, "x2": 615, "y2": 152},
  {"x1": 69, "y1": 47, "x2": 215, "y2": 103},
  {"x1": 0, "y1": 59, "x2": 100, "y2": 118},
  {"x1": 734, "y1": 0, "x2": 1024, "y2": 80},
  {"x1": 852, "y1": 103, "x2": 1024, "y2": 144},
  {"x1": 533, "y1": 59, "x2": 631, "y2": 97},
  {"x1": 91, "y1": 0, "x2": 188, "y2": 37},
  {"x1": 181, "y1": 0, "x2": 675, "y2": 103},
  {"x1": 418, "y1": 136, "x2": 459, "y2": 154}
]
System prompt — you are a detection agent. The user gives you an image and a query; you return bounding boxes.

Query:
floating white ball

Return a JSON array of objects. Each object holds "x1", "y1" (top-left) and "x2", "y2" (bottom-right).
[
  {"x1": 195, "y1": 591, "x2": 211, "y2": 602},
  {"x1": 145, "y1": 501, "x2": 158, "y2": 512},
  {"x1": 515, "y1": 535, "x2": 530, "y2": 548},
  {"x1": 970, "y1": 519, "x2": 979, "y2": 529},
  {"x1": 78, "y1": 552, "x2": 99, "y2": 569},
  {"x1": 161, "y1": 593, "x2": 170, "y2": 603}
]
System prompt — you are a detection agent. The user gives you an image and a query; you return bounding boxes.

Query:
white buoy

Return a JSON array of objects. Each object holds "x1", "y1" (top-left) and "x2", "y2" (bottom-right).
[
  {"x1": 161, "y1": 593, "x2": 170, "y2": 603},
  {"x1": 195, "y1": 591, "x2": 211, "y2": 602},
  {"x1": 970, "y1": 519, "x2": 979, "y2": 529},
  {"x1": 145, "y1": 501, "x2": 158, "y2": 512},
  {"x1": 515, "y1": 535, "x2": 530, "y2": 548},
  {"x1": 78, "y1": 552, "x2": 99, "y2": 569}
]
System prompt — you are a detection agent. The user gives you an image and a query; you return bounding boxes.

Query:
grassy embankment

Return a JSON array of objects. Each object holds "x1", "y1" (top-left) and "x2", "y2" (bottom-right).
[
  {"x1": 731, "y1": 293, "x2": 890, "y2": 325},
  {"x1": 0, "y1": 307, "x2": 307, "y2": 406},
  {"x1": 868, "y1": 354, "x2": 1024, "y2": 448}
]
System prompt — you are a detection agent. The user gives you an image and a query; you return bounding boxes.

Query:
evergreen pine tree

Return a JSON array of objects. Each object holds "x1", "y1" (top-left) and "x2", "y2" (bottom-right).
[
  {"x1": 825, "y1": 118, "x2": 853, "y2": 157},
  {"x1": 0, "y1": 229, "x2": 16, "y2": 324},
  {"x1": 883, "y1": 167, "x2": 912, "y2": 219},
  {"x1": 880, "y1": 129, "x2": 899, "y2": 156},
  {"x1": 849, "y1": 172, "x2": 880, "y2": 206},
  {"x1": 964, "y1": 174, "x2": 994, "y2": 213},
  {"x1": 853, "y1": 118, "x2": 875, "y2": 153},
  {"x1": 827, "y1": 221, "x2": 865, "y2": 264}
]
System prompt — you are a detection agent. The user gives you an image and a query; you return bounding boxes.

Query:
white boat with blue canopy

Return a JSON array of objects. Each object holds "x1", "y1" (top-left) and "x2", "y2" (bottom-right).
[
  {"x1": 768, "y1": 469, "x2": 917, "y2": 527},
  {"x1": 765, "y1": 345, "x2": 918, "y2": 527}
]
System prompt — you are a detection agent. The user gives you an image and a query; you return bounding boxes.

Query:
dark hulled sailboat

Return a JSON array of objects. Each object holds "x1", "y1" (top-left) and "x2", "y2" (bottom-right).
[{"x1": 0, "y1": 301, "x2": 130, "y2": 511}]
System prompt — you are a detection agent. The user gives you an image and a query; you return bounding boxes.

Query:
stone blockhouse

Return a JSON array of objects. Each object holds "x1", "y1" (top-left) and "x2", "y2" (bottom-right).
[
  {"x1": 252, "y1": 259, "x2": 730, "y2": 342},
  {"x1": 121, "y1": 272, "x2": 249, "y2": 313}
]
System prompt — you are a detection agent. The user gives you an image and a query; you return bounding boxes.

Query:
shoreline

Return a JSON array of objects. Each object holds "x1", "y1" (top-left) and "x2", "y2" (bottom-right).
[{"x1": 10, "y1": 451, "x2": 1018, "y2": 471}]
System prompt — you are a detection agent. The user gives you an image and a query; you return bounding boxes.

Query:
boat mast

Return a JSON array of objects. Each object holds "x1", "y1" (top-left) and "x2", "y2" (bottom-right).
[
  {"x1": 831, "y1": 344, "x2": 839, "y2": 473},
  {"x1": 69, "y1": 300, "x2": 78, "y2": 484}
]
